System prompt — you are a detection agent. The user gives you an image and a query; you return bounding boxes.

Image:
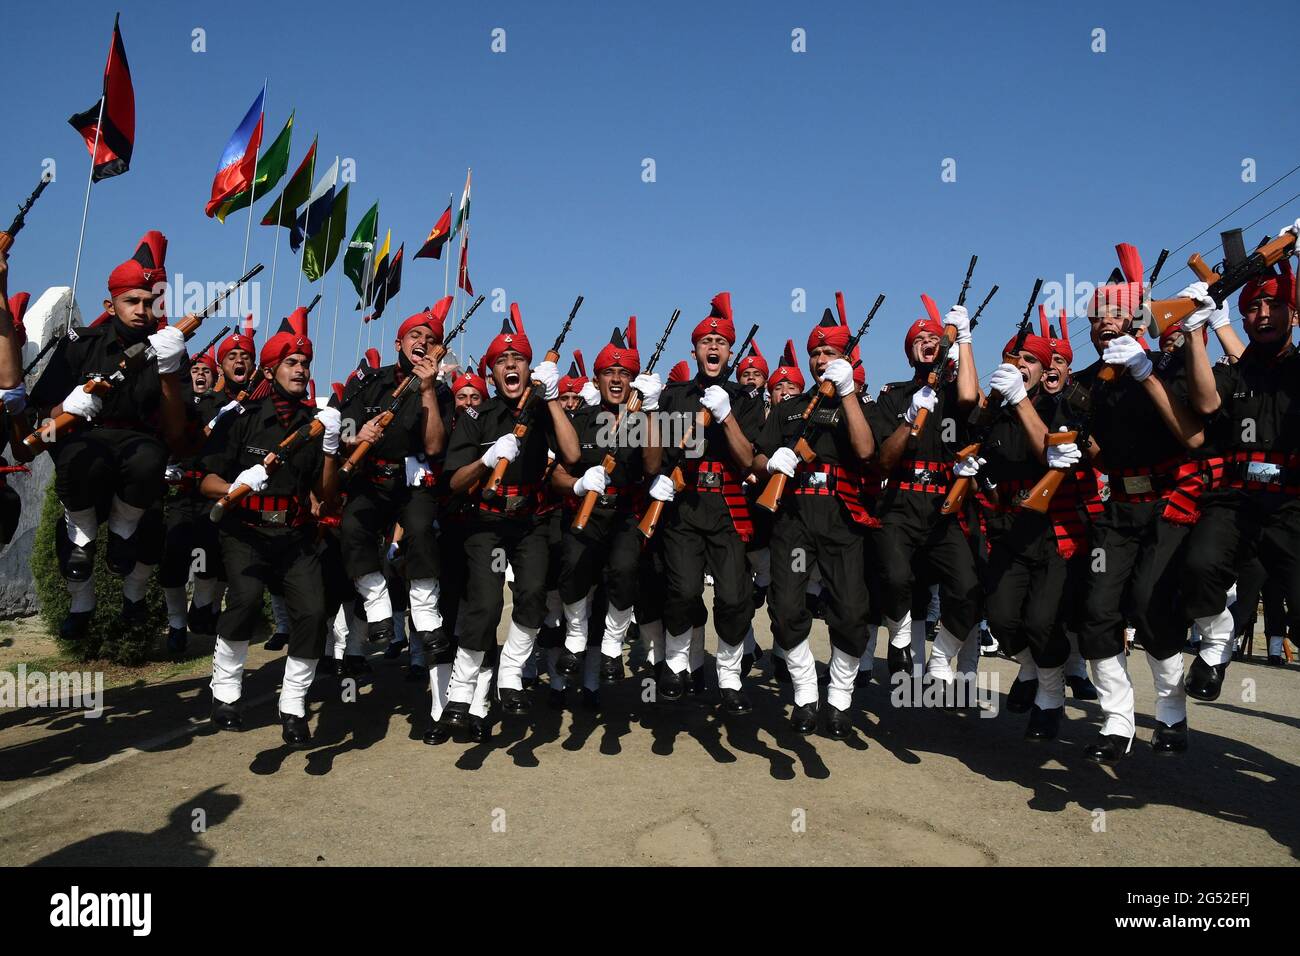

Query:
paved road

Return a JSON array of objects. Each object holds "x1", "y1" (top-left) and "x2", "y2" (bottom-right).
[{"x1": 1, "y1": 612, "x2": 1297, "y2": 866}]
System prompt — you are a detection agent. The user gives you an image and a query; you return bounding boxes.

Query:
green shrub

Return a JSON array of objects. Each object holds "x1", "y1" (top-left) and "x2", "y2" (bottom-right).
[{"x1": 33, "y1": 483, "x2": 168, "y2": 664}]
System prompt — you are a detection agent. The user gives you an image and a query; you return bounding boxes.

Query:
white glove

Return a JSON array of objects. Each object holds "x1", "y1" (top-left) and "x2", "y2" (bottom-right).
[
  {"x1": 1176, "y1": 282, "x2": 1216, "y2": 333},
  {"x1": 0, "y1": 382, "x2": 27, "y2": 414},
  {"x1": 315, "y1": 406, "x2": 341, "y2": 455},
  {"x1": 1208, "y1": 300, "x2": 1230, "y2": 331},
  {"x1": 766, "y1": 446, "x2": 799, "y2": 477},
  {"x1": 147, "y1": 325, "x2": 187, "y2": 375},
  {"x1": 945, "y1": 304, "x2": 972, "y2": 345},
  {"x1": 579, "y1": 381, "x2": 600, "y2": 407},
  {"x1": 532, "y1": 360, "x2": 560, "y2": 400},
  {"x1": 701, "y1": 385, "x2": 732, "y2": 422},
  {"x1": 62, "y1": 385, "x2": 103, "y2": 421},
  {"x1": 954, "y1": 455, "x2": 985, "y2": 478},
  {"x1": 1101, "y1": 334, "x2": 1153, "y2": 381},
  {"x1": 405, "y1": 455, "x2": 430, "y2": 487},
  {"x1": 989, "y1": 362, "x2": 1027, "y2": 406},
  {"x1": 649, "y1": 474, "x2": 676, "y2": 502},
  {"x1": 387, "y1": 540, "x2": 400, "y2": 562},
  {"x1": 206, "y1": 399, "x2": 244, "y2": 432},
  {"x1": 481, "y1": 433, "x2": 519, "y2": 468},
  {"x1": 904, "y1": 385, "x2": 937, "y2": 425},
  {"x1": 1277, "y1": 217, "x2": 1300, "y2": 242},
  {"x1": 573, "y1": 465, "x2": 608, "y2": 497},
  {"x1": 632, "y1": 372, "x2": 663, "y2": 411},
  {"x1": 821, "y1": 358, "x2": 855, "y2": 396},
  {"x1": 1046, "y1": 434, "x2": 1082, "y2": 471},
  {"x1": 232, "y1": 464, "x2": 268, "y2": 493}
]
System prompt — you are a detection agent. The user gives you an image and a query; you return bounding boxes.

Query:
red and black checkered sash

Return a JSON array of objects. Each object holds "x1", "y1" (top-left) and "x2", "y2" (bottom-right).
[
  {"x1": 791, "y1": 461, "x2": 880, "y2": 528},
  {"x1": 1044, "y1": 468, "x2": 1104, "y2": 558},
  {"x1": 1160, "y1": 456, "x2": 1228, "y2": 526},
  {"x1": 1108, "y1": 458, "x2": 1179, "y2": 504},
  {"x1": 893, "y1": 457, "x2": 952, "y2": 495},
  {"x1": 696, "y1": 459, "x2": 754, "y2": 542},
  {"x1": 236, "y1": 493, "x2": 310, "y2": 527}
]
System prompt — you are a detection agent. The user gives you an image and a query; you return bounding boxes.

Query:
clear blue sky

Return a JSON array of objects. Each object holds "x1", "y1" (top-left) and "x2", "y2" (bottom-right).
[{"x1": 3, "y1": 0, "x2": 1298, "y2": 390}]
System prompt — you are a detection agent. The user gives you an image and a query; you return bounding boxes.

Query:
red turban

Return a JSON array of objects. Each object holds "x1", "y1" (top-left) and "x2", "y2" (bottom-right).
[
  {"x1": 1238, "y1": 256, "x2": 1296, "y2": 312},
  {"x1": 397, "y1": 295, "x2": 452, "y2": 343},
  {"x1": 108, "y1": 230, "x2": 168, "y2": 299},
  {"x1": 1003, "y1": 332, "x2": 1054, "y2": 369},
  {"x1": 453, "y1": 370, "x2": 488, "y2": 397},
  {"x1": 1038, "y1": 305, "x2": 1073, "y2": 364},
  {"x1": 218, "y1": 315, "x2": 256, "y2": 363},
  {"x1": 484, "y1": 302, "x2": 532, "y2": 367},
  {"x1": 691, "y1": 292, "x2": 736, "y2": 344},
  {"x1": 735, "y1": 338, "x2": 768, "y2": 380},
  {"x1": 595, "y1": 316, "x2": 641, "y2": 375},
  {"x1": 260, "y1": 306, "x2": 312, "y2": 368},
  {"x1": 667, "y1": 360, "x2": 691, "y2": 383},
  {"x1": 558, "y1": 351, "x2": 589, "y2": 394},
  {"x1": 807, "y1": 307, "x2": 849, "y2": 354},
  {"x1": 1090, "y1": 243, "x2": 1145, "y2": 318},
  {"x1": 194, "y1": 346, "x2": 218, "y2": 372},
  {"x1": 767, "y1": 339, "x2": 805, "y2": 393},
  {"x1": 6, "y1": 292, "x2": 29, "y2": 347},
  {"x1": 904, "y1": 317, "x2": 944, "y2": 363}
]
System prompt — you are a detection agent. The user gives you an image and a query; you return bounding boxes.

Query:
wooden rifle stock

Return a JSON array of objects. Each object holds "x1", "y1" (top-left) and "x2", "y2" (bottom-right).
[
  {"x1": 572, "y1": 390, "x2": 642, "y2": 532},
  {"x1": 1145, "y1": 232, "x2": 1296, "y2": 335},
  {"x1": 755, "y1": 379, "x2": 836, "y2": 512},
  {"x1": 211, "y1": 419, "x2": 324, "y2": 521},
  {"x1": 939, "y1": 441, "x2": 984, "y2": 515},
  {"x1": 1019, "y1": 430, "x2": 1079, "y2": 514}
]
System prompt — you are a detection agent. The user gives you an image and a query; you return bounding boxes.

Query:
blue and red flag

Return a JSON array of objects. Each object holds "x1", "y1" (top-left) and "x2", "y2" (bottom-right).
[{"x1": 204, "y1": 88, "x2": 265, "y2": 218}]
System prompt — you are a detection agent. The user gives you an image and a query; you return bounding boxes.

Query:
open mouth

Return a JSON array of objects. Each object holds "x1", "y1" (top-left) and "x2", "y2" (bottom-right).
[
  {"x1": 921, "y1": 344, "x2": 939, "y2": 363},
  {"x1": 505, "y1": 371, "x2": 521, "y2": 388},
  {"x1": 608, "y1": 382, "x2": 625, "y2": 400},
  {"x1": 1099, "y1": 328, "x2": 1121, "y2": 343},
  {"x1": 412, "y1": 345, "x2": 428, "y2": 359},
  {"x1": 1045, "y1": 369, "x2": 1061, "y2": 385},
  {"x1": 703, "y1": 353, "x2": 722, "y2": 373}
]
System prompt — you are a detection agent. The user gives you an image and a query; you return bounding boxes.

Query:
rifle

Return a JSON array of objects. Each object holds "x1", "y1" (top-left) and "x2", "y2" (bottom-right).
[
  {"x1": 967, "y1": 285, "x2": 1000, "y2": 330},
  {"x1": 755, "y1": 294, "x2": 885, "y2": 513},
  {"x1": 956, "y1": 255, "x2": 977, "y2": 307},
  {"x1": 940, "y1": 280, "x2": 1040, "y2": 516},
  {"x1": 481, "y1": 295, "x2": 584, "y2": 500},
  {"x1": 209, "y1": 411, "x2": 325, "y2": 522},
  {"x1": 340, "y1": 293, "x2": 484, "y2": 477},
  {"x1": 25, "y1": 264, "x2": 264, "y2": 453},
  {"x1": 0, "y1": 176, "x2": 51, "y2": 256},
  {"x1": 636, "y1": 322, "x2": 759, "y2": 540},
  {"x1": 572, "y1": 306, "x2": 681, "y2": 532},
  {"x1": 22, "y1": 333, "x2": 63, "y2": 379},
  {"x1": 1145, "y1": 231, "x2": 1296, "y2": 336}
]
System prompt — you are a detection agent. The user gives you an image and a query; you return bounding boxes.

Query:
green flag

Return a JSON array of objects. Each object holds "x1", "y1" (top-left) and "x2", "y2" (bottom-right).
[
  {"x1": 262, "y1": 135, "x2": 317, "y2": 228},
  {"x1": 344, "y1": 202, "x2": 379, "y2": 302},
  {"x1": 215, "y1": 111, "x2": 295, "y2": 222},
  {"x1": 302, "y1": 183, "x2": 348, "y2": 282}
]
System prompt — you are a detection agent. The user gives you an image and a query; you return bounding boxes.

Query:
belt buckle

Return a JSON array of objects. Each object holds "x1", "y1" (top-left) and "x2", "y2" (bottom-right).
[
  {"x1": 1011, "y1": 487, "x2": 1031, "y2": 506},
  {"x1": 504, "y1": 494, "x2": 528, "y2": 514},
  {"x1": 1122, "y1": 475, "x2": 1153, "y2": 495},
  {"x1": 914, "y1": 467, "x2": 935, "y2": 485},
  {"x1": 803, "y1": 470, "x2": 828, "y2": 490},
  {"x1": 1244, "y1": 460, "x2": 1283, "y2": 486},
  {"x1": 698, "y1": 471, "x2": 722, "y2": 489},
  {"x1": 596, "y1": 492, "x2": 618, "y2": 508},
  {"x1": 264, "y1": 510, "x2": 288, "y2": 526}
]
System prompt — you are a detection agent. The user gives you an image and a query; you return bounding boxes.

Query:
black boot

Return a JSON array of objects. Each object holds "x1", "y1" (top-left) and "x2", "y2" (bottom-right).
[
  {"x1": 719, "y1": 688, "x2": 752, "y2": 716},
  {"x1": 419, "y1": 628, "x2": 449, "y2": 657},
  {"x1": 752, "y1": 584, "x2": 767, "y2": 609},
  {"x1": 790, "y1": 701, "x2": 819, "y2": 735},
  {"x1": 773, "y1": 657, "x2": 791, "y2": 684},
  {"x1": 1066, "y1": 673, "x2": 1098, "y2": 700},
  {"x1": 383, "y1": 637, "x2": 408, "y2": 660},
  {"x1": 1084, "y1": 733, "x2": 1132, "y2": 765},
  {"x1": 342, "y1": 654, "x2": 371, "y2": 677},
  {"x1": 122, "y1": 597, "x2": 148, "y2": 628},
  {"x1": 106, "y1": 530, "x2": 137, "y2": 576},
  {"x1": 280, "y1": 711, "x2": 311, "y2": 747},
  {"x1": 1151, "y1": 719, "x2": 1188, "y2": 755},
  {"x1": 548, "y1": 687, "x2": 567, "y2": 709},
  {"x1": 689, "y1": 666, "x2": 708, "y2": 696},
  {"x1": 60, "y1": 610, "x2": 93, "y2": 643},
  {"x1": 599, "y1": 653, "x2": 623, "y2": 684},
  {"x1": 62, "y1": 542, "x2": 96, "y2": 582},
  {"x1": 441, "y1": 700, "x2": 471, "y2": 728},
  {"x1": 405, "y1": 663, "x2": 428, "y2": 683},
  {"x1": 499, "y1": 687, "x2": 531, "y2": 717},
  {"x1": 264, "y1": 632, "x2": 289, "y2": 651},
  {"x1": 368, "y1": 619, "x2": 395, "y2": 644},
  {"x1": 886, "y1": 643, "x2": 913, "y2": 679},
  {"x1": 657, "y1": 667, "x2": 684, "y2": 702},
  {"x1": 1024, "y1": 705, "x2": 1063, "y2": 741},
  {"x1": 740, "y1": 652, "x2": 755, "y2": 679},
  {"x1": 1185, "y1": 656, "x2": 1226, "y2": 702},
  {"x1": 166, "y1": 626, "x2": 188, "y2": 654},
  {"x1": 210, "y1": 697, "x2": 243, "y2": 731},
  {"x1": 580, "y1": 687, "x2": 601, "y2": 711},
  {"x1": 824, "y1": 704, "x2": 853, "y2": 740},
  {"x1": 316, "y1": 656, "x2": 338, "y2": 676},
  {"x1": 555, "y1": 649, "x2": 582, "y2": 679},
  {"x1": 1006, "y1": 677, "x2": 1038, "y2": 714},
  {"x1": 423, "y1": 722, "x2": 451, "y2": 745},
  {"x1": 467, "y1": 715, "x2": 489, "y2": 743}
]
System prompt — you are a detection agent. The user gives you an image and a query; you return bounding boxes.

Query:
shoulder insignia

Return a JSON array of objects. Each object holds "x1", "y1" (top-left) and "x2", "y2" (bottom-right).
[{"x1": 463, "y1": 406, "x2": 479, "y2": 420}]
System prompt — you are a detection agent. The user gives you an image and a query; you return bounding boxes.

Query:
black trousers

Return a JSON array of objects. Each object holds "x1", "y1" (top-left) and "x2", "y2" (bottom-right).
[
  {"x1": 51, "y1": 427, "x2": 167, "y2": 513},
  {"x1": 560, "y1": 507, "x2": 641, "y2": 610},
  {"x1": 216, "y1": 522, "x2": 326, "y2": 658},
  {"x1": 459, "y1": 512, "x2": 551, "y2": 653},
  {"x1": 983, "y1": 512, "x2": 1070, "y2": 667},
  {"x1": 160, "y1": 492, "x2": 223, "y2": 587},
  {"x1": 874, "y1": 495, "x2": 982, "y2": 638},
  {"x1": 661, "y1": 492, "x2": 753, "y2": 646},
  {"x1": 1077, "y1": 500, "x2": 1190, "y2": 661},
  {"x1": 317, "y1": 531, "x2": 354, "y2": 622},
  {"x1": 1182, "y1": 497, "x2": 1300, "y2": 639},
  {"x1": 338, "y1": 482, "x2": 439, "y2": 580},
  {"x1": 769, "y1": 496, "x2": 871, "y2": 657}
]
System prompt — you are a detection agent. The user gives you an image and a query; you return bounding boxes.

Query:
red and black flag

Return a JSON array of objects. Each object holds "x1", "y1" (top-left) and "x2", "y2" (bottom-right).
[
  {"x1": 68, "y1": 14, "x2": 135, "y2": 182},
  {"x1": 414, "y1": 202, "x2": 452, "y2": 260},
  {"x1": 370, "y1": 243, "x2": 404, "y2": 322}
]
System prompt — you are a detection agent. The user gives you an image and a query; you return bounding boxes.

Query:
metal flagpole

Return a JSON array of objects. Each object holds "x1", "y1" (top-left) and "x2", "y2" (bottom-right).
[
  {"x1": 443, "y1": 192, "x2": 452, "y2": 299},
  {"x1": 239, "y1": 80, "x2": 267, "y2": 278},
  {"x1": 355, "y1": 244, "x2": 375, "y2": 364},
  {"x1": 66, "y1": 96, "x2": 105, "y2": 333},
  {"x1": 328, "y1": 223, "x2": 346, "y2": 388},
  {"x1": 264, "y1": 207, "x2": 281, "y2": 341}
]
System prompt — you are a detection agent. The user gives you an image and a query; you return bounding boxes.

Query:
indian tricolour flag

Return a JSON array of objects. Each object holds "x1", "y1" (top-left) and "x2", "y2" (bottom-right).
[{"x1": 451, "y1": 168, "x2": 471, "y2": 241}]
